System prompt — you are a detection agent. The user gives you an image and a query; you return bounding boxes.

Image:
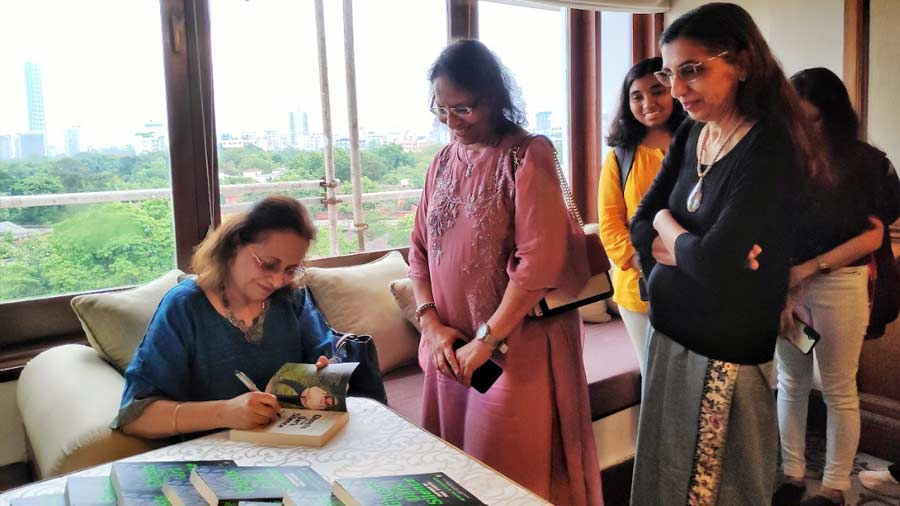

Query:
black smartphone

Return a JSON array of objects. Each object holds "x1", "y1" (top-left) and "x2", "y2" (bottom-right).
[
  {"x1": 452, "y1": 339, "x2": 503, "y2": 394},
  {"x1": 785, "y1": 315, "x2": 821, "y2": 354}
]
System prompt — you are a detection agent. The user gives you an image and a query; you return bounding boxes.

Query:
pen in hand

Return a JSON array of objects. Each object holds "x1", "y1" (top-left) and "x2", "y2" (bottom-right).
[{"x1": 234, "y1": 370, "x2": 282, "y2": 418}]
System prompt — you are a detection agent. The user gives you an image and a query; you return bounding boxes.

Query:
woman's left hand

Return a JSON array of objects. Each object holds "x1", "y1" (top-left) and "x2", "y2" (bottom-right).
[
  {"x1": 651, "y1": 236, "x2": 677, "y2": 266},
  {"x1": 314, "y1": 356, "x2": 329, "y2": 369},
  {"x1": 454, "y1": 340, "x2": 495, "y2": 388}
]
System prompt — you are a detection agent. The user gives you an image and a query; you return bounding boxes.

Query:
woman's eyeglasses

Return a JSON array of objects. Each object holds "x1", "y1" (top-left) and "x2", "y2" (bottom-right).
[
  {"x1": 430, "y1": 105, "x2": 476, "y2": 118},
  {"x1": 249, "y1": 249, "x2": 306, "y2": 278},
  {"x1": 653, "y1": 51, "x2": 730, "y2": 87}
]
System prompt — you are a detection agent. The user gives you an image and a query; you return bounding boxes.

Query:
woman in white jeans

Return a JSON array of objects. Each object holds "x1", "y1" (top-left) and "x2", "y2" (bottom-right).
[{"x1": 774, "y1": 68, "x2": 900, "y2": 506}]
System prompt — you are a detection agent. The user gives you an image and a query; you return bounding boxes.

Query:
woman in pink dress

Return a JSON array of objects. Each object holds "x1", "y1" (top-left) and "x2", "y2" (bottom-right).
[{"x1": 407, "y1": 40, "x2": 603, "y2": 506}]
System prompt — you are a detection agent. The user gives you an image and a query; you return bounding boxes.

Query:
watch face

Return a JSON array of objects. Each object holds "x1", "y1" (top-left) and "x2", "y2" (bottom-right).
[{"x1": 476, "y1": 323, "x2": 489, "y2": 340}]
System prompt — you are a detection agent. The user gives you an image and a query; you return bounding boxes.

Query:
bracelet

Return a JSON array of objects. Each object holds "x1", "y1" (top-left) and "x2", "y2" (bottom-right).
[
  {"x1": 414, "y1": 302, "x2": 437, "y2": 321},
  {"x1": 172, "y1": 402, "x2": 185, "y2": 434}
]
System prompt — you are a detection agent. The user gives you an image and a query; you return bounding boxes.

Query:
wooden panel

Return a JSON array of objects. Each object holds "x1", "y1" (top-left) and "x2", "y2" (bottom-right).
[
  {"x1": 447, "y1": 0, "x2": 477, "y2": 41},
  {"x1": 631, "y1": 13, "x2": 664, "y2": 64},
  {"x1": 844, "y1": 0, "x2": 869, "y2": 140},
  {"x1": 568, "y1": 9, "x2": 602, "y2": 224},
  {"x1": 160, "y1": 0, "x2": 220, "y2": 270}
]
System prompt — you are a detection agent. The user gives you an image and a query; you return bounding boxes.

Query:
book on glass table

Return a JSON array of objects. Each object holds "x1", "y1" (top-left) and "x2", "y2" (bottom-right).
[
  {"x1": 65, "y1": 476, "x2": 117, "y2": 506},
  {"x1": 229, "y1": 362, "x2": 356, "y2": 447},
  {"x1": 189, "y1": 465, "x2": 331, "y2": 506},
  {"x1": 110, "y1": 460, "x2": 236, "y2": 506},
  {"x1": 331, "y1": 472, "x2": 486, "y2": 506}
]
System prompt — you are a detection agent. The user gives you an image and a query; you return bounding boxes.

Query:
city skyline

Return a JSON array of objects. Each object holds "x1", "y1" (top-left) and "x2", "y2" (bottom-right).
[{"x1": 1, "y1": 1, "x2": 629, "y2": 159}]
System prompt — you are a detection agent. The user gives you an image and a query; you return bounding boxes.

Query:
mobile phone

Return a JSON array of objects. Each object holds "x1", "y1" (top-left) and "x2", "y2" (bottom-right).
[
  {"x1": 452, "y1": 339, "x2": 503, "y2": 394},
  {"x1": 785, "y1": 315, "x2": 820, "y2": 354}
]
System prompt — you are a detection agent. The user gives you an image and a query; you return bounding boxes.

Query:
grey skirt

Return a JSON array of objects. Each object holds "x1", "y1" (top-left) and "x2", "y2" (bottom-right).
[{"x1": 630, "y1": 330, "x2": 779, "y2": 506}]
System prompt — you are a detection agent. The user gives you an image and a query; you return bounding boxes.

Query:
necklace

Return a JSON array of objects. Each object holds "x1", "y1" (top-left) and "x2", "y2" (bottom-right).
[
  {"x1": 220, "y1": 284, "x2": 269, "y2": 344},
  {"x1": 686, "y1": 121, "x2": 744, "y2": 213},
  {"x1": 461, "y1": 146, "x2": 475, "y2": 177}
]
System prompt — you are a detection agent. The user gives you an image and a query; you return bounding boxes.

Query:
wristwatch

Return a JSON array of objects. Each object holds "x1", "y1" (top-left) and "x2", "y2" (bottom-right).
[
  {"x1": 476, "y1": 322, "x2": 509, "y2": 355},
  {"x1": 816, "y1": 255, "x2": 832, "y2": 275}
]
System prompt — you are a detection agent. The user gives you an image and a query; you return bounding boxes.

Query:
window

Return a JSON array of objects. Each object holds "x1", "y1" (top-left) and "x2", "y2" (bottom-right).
[
  {"x1": 600, "y1": 12, "x2": 633, "y2": 159},
  {"x1": 479, "y1": 1, "x2": 568, "y2": 168},
  {"x1": 0, "y1": 0, "x2": 176, "y2": 302},
  {"x1": 209, "y1": 0, "x2": 446, "y2": 258}
]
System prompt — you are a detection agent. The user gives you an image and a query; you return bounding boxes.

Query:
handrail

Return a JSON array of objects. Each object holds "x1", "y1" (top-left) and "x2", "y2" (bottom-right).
[{"x1": 0, "y1": 183, "x2": 419, "y2": 210}]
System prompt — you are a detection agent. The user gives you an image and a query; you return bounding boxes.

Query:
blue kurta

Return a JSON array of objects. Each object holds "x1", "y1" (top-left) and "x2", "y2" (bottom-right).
[{"x1": 114, "y1": 278, "x2": 334, "y2": 427}]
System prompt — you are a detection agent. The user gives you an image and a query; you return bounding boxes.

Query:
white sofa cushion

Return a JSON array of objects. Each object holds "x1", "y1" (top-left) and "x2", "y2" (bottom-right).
[
  {"x1": 70, "y1": 269, "x2": 184, "y2": 373},
  {"x1": 304, "y1": 251, "x2": 419, "y2": 374},
  {"x1": 17, "y1": 345, "x2": 164, "y2": 478}
]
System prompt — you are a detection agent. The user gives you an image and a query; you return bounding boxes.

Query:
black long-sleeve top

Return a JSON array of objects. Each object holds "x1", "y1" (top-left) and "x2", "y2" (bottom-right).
[
  {"x1": 792, "y1": 142, "x2": 900, "y2": 265},
  {"x1": 630, "y1": 119, "x2": 799, "y2": 364}
]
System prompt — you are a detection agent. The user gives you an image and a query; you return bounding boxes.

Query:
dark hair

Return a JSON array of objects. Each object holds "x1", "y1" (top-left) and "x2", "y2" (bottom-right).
[
  {"x1": 191, "y1": 195, "x2": 316, "y2": 291},
  {"x1": 790, "y1": 67, "x2": 859, "y2": 150},
  {"x1": 607, "y1": 57, "x2": 686, "y2": 148},
  {"x1": 428, "y1": 39, "x2": 527, "y2": 135},
  {"x1": 661, "y1": 2, "x2": 824, "y2": 180}
]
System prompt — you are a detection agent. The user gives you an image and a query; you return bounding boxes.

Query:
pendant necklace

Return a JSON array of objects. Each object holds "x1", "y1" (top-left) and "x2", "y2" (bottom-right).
[
  {"x1": 220, "y1": 284, "x2": 269, "y2": 344},
  {"x1": 462, "y1": 146, "x2": 475, "y2": 177},
  {"x1": 687, "y1": 121, "x2": 744, "y2": 213}
]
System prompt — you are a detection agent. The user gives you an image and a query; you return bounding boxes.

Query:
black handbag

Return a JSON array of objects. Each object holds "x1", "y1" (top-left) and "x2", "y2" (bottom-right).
[{"x1": 331, "y1": 330, "x2": 388, "y2": 404}]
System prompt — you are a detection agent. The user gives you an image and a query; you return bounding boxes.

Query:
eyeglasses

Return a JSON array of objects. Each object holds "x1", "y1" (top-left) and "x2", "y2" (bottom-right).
[
  {"x1": 654, "y1": 51, "x2": 730, "y2": 87},
  {"x1": 429, "y1": 96, "x2": 480, "y2": 119},
  {"x1": 248, "y1": 248, "x2": 306, "y2": 278}
]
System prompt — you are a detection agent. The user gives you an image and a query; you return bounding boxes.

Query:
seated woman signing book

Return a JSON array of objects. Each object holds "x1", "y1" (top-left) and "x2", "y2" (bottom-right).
[{"x1": 114, "y1": 196, "x2": 333, "y2": 438}]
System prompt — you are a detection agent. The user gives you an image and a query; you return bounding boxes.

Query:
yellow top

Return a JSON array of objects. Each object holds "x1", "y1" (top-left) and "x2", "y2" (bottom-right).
[{"x1": 598, "y1": 145, "x2": 665, "y2": 313}]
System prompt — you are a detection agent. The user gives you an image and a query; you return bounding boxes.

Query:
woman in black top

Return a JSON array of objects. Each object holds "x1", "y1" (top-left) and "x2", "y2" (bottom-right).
[
  {"x1": 628, "y1": 4, "x2": 818, "y2": 505},
  {"x1": 773, "y1": 68, "x2": 900, "y2": 506}
]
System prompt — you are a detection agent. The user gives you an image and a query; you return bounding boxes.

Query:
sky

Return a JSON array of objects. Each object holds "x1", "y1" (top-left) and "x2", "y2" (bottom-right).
[{"x1": 0, "y1": 0, "x2": 631, "y2": 153}]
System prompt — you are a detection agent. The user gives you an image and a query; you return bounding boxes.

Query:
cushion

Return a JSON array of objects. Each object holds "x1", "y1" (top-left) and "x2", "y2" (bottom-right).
[
  {"x1": 390, "y1": 277, "x2": 420, "y2": 332},
  {"x1": 70, "y1": 269, "x2": 185, "y2": 373},
  {"x1": 304, "y1": 251, "x2": 419, "y2": 374}
]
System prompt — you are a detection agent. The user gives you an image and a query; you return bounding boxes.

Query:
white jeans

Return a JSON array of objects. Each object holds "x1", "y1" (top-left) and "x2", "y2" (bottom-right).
[
  {"x1": 776, "y1": 265, "x2": 870, "y2": 491},
  {"x1": 619, "y1": 307, "x2": 650, "y2": 377}
]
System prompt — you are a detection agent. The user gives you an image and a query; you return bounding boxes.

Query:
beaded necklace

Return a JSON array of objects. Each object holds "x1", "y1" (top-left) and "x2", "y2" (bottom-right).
[{"x1": 220, "y1": 285, "x2": 269, "y2": 344}]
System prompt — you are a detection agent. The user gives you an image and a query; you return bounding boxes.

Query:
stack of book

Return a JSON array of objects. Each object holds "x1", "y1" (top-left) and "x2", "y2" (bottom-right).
[{"x1": 10, "y1": 463, "x2": 485, "y2": 506}]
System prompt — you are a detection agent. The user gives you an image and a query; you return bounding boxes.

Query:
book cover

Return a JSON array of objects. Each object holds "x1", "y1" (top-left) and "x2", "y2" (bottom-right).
[
  {"x1": 10, "y1": 496, "x2": 66, "y2": 506},
  {"x1": 189, "y1": 465, "x2": 331, "y2": 506},
  {"x1": 65, "y1": 476, "x2": 117, "y2": 506},
  {"x1": 331, "y1": 473, "x2": 486, "y2": 506},
  {"x1": 265, "y1": 362, "x2": 358, "y2": 412},
  {"x1": 110, "y1": 461, "x2": 236, "y2": 506},
  {"x1": 229, "y1": 408, "x2": 349, "y2": 447},
  {"x1": 161, "y1": 481, "x2": 237, "y2": 506},
  {"x1": 283, "y1": 490, "x2": 345, "y2": 506}
]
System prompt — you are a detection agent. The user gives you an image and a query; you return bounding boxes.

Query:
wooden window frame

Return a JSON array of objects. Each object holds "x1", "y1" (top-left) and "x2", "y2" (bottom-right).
[{"x1": 0, "y1": 0, "x2": 479, "y2": 380}]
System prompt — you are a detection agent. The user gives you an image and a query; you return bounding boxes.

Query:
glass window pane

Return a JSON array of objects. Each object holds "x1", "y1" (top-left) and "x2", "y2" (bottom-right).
[
  {"x1": 209, "y1": 0, "x2": 446, "y2": 257},
  {"x1": 479, "y1": 1, "x2": 567, "y2": 168},
  {"x1": 0, "y1": 1, "x2": 175, "y2": 302},
  {"x1": 600, "y1": 12, "x2": 632, "y2": 159}
]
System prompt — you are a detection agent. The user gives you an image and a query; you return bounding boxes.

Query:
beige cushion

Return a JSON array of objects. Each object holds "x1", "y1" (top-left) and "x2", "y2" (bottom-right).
[
  {"x1": 304, "y1": 251, "x2": 419, "y2": 373},
  {"x1": 70, "y1": 269, "x2": 184, "y2": 373},
  {"x1": 390, "y1": 277, "x2": 420, "y2": 332},
  {"x1": 17, "y1": 345, "x2": 164, "y2": 478}
]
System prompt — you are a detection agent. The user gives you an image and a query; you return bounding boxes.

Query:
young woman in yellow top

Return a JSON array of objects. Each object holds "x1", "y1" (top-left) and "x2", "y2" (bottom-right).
[{"x1": 598, "y1": 57, "x2": 685, "y2": 374}]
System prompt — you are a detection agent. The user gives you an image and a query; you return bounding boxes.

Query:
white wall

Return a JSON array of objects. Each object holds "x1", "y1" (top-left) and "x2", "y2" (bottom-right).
[
  {"x1": 666, "y1": 0, "x2": 844, "y2": 78},
  {"x1": 0, "y1": 381, "x2": 28, "y2": 466},
  {"x1": 867, "y1": 0, "x2": 900, "y2": 165}
]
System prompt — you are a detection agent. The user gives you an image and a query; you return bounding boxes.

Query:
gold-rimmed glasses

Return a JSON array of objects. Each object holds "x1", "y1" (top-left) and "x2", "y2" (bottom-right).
[
  {"x1": 248, "y1": 248, "x2": 306, "y2": 279},
  {"x1": 654, "y1": 51, "x2": 730, "y2": 87}
]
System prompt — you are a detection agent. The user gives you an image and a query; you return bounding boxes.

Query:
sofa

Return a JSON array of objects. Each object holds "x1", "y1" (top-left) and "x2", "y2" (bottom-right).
[{"x1": 17, "y1": 248, "x2": 641, "y2": 480}]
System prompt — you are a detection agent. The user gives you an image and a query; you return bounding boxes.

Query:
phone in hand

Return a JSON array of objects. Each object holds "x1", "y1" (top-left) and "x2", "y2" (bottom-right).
[
  {"x1": 452, "y1": 339, "x2": 503, "y2": 394},
  {"x1": 784, "y1": 315, "x2": 820, "y2": 354}
]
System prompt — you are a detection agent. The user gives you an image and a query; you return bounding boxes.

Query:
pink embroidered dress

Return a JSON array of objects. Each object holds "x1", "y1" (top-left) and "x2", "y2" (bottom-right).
[{"x1": 408, "y1": 133, "x2": 603, "y2": 506}]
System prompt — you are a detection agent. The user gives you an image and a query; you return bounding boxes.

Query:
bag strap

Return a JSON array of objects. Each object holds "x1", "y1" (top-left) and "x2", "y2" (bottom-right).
[
  {"x1": 511, "y1": 134, "x2": 584, "y2": 227},
  {"x1": 613, "y1": 146, "x2": 636, "y2": 194}
]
